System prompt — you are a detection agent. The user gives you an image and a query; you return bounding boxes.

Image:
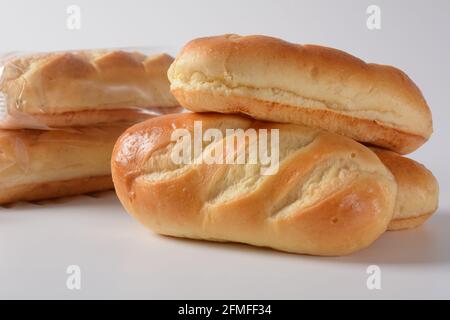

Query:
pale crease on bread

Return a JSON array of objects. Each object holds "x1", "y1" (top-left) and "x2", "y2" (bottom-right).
[
  {"x1": 0, "y1": 123, "x2": 131, "y2": 204},
  {"x1": 0, "y1": 50, "x2": 181, "y2": 128},
  {"x1": 168, "y1": 34, "x2": 433, "y2": 154},
  {"x1": 373, "y1": 148, "x2": 439, "y2": 230},
  {"x1": 111, "y1": 113, "x2": 397, "y2": 256}
]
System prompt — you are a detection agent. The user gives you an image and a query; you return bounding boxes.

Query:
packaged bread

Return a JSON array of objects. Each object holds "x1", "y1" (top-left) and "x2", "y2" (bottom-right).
[
  {"x1": 0, "y1": 49, "x2": 181, "y2": 129},
  {"x1": 0, "y1": 123, "x2": 130, "y2": 204}
]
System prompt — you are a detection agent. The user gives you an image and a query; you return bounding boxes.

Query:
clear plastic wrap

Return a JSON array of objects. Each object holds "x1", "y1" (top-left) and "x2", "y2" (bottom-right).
[
  {"x1": 0, "y1": 123, "x2": 132, "y2": 204},
  {"x1": 0, "y1": 47, "x2": 181, "y2": 130}
]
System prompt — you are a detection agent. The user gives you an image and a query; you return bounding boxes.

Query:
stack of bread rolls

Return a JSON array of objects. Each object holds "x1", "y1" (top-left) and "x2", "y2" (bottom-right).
[
  {"x1": 112, "y1": 35, "x2": 439, "y2": 256},
  {"x1": 0, "y1": 50, "x2": 180, "y2": 204}
]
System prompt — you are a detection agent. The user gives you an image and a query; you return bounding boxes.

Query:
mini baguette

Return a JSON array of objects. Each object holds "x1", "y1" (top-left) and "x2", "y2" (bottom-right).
[
  {"x1": 373, "y1": 148, "x2": 439, "y2": 230},
  {"x1": 0, "y1": 124, "x2": 130, "y2": 204},
  {"x1": 0, "y1": 51, "x2": 180, "y2": 128},
  {"x1": 168, "y1": 34, "x2": 433, "y2": 154},
  {"x1": 111, "y1": 113, "x2": 397, "y2": 256}
]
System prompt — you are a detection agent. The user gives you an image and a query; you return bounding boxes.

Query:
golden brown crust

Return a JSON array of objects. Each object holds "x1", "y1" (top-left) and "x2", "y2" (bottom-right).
[
  {"x1": 0, "y1": 123, "x2": 130, "y2": 204},
  {"x1": 372, "y1": 148, "x2": 439, "y2": 230},
  {"x1": 168, "y1": 34, "x2": 433, "y2": 154},
  {"x1": 112, "y1": 113, "x2": 397, "y2": 256},
  {"x1": 1, "y1": 51, "x2": 180, "y2": 128}
]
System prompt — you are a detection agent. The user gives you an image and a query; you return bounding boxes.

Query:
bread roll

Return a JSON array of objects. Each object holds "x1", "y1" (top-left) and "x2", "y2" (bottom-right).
[
  {"x1": 0, "y1": 51, "x2": 180, "y2": 129},
  {"x1": 168, "y1": 34, "x2": 432, "y2": 154},
  {"x1": 373, "y1": 148, "x2": 439, "y2": 230},
  {"x1": 112, "y1": 113, "x2": 397, "y2": 256},
  {"x1": 0, "y1": 124, "x2": 130, "y2": 204}
]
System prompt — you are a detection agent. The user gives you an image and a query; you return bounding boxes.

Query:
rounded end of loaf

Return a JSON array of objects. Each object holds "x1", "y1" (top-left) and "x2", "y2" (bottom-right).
[
  {"x1": 372, "y1": 148, "x2": 439, "y2": 231},
  {"x1": 387, "y1": 213, "x2": 433, "y2": 231}
]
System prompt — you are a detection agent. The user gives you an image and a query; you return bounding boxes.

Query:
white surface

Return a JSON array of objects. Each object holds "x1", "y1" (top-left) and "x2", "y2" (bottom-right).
[
  {"x1": 1, "y1": 192, "x2": 449, "y2": 299},
  {"x1": 1, "y1": 0, "x2": 450, "y2": 299}
]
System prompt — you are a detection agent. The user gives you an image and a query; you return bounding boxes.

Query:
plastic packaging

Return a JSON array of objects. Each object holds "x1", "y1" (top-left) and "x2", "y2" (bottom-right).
[
  {"x1": 0, "y1": 123, "x2": 131, "y2": 204},
  {"x1": 0, "y1": 47, "x2": 181, "y2": 130}
]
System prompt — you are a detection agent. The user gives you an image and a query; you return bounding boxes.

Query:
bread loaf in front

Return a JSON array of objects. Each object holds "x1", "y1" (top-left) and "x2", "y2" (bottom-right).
[{"x1": 111, "y1": 113, "x2": 397, "y2": 256}]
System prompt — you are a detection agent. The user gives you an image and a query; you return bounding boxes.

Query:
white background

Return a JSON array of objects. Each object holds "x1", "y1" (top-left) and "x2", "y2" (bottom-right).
[{"x1": 0, "y1": 0, "x2": 449, "y2": 299}]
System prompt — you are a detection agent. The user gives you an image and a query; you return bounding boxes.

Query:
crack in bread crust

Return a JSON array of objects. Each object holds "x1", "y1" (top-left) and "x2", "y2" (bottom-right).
[
  {"x1": 173, "y1": 75, "x2": 403, "y2": 126},
  {"x1": 171, "y1": 87, "x2": 425, "y2": 154}
]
